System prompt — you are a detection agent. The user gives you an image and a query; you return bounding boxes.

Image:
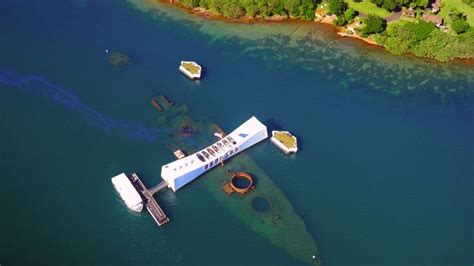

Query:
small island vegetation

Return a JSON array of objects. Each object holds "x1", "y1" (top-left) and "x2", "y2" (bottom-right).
[
  {"x1": 273, "y1": 131, "x2": 297, "y2": 149},
  {"x1": 168, "y1": 0, "x2": 474, "y2": 61},
  {"x1": 182, "y1": 61, "x2": 200, "y2": 74}
]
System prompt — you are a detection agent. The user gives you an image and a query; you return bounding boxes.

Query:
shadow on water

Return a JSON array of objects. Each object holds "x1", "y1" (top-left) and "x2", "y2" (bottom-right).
[{"x1": 265, "y1": 118, "x2": 283, "y2": 132}]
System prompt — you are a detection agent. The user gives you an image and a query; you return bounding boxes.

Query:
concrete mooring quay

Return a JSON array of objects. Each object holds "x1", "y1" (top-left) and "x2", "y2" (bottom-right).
[{"x1": 129, "y1": 173, "x2": 170, "y2": 226}]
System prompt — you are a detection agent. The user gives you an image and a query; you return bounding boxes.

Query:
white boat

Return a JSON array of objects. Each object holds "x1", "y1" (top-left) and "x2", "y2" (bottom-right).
[
  {"x1": 111, "y1": 173, "x2": 143, "y2": 212},
  {"x1": 161, "y1": 116, "x2": 268, "y2": 192},
  {"x1": 271, "y1": 130, "x2": 298, "y2": 154},
  {"x1": 179, "y1": 61, "x2": 202, "y2": 80}
]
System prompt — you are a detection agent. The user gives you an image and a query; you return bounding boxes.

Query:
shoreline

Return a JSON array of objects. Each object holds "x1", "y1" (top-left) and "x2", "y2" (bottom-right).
[{"x1": 154, "y1": 0, "x2": 473, "y2": 65}]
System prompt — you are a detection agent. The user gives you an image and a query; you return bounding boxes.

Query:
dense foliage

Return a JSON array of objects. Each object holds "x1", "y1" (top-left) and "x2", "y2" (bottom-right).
[
  {"x1": 174, "y1": 0, "x2": 473, "y2": 61},
  {"x1": 328, "y1": 0, "x2": 347, "y2": 15},
  {"x1": 333, "y1": 16, "x2": 348, "y2": 25},
  {"x1": 344, "y1": 7, "x2": 358, "y2": 20},
  {"x1": 371, "y1": 0, "x2": 397, "y2": 11},
  {"x1": 361, "y1": 14, "x2": 386, "y2": 36},
  {"x1": 178, "y1": 0, "x2": 317, "y2": 20},
  {"x1": 370, "y1": 0, "x2": 430, "y2": 11},
  {"x1": 380, "y1": 20, "x2": 474, "y2": 60},
  {"x1": 381, "y1": 20, "x2": 435, "y2": 54},
  {"x1": 449, "y1": 9, "x2": 471, "y2": 34},
  {"x1": 332, "y1": 7, "x2": 357, "y2": 26},
  {"x1": 411, "y1": 29, "x2": 474, "y2": 61},
  {"x1": 330, "y1": 0, "x2": 359, "y2": 26},
  {"x1": 462, "y1": 0, "x2": 474, "y2": 7}
]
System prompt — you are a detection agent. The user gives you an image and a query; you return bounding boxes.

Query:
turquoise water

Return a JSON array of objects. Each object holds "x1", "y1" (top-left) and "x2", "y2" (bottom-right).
[{"x1": 0, "y1": 0, "x2": 473, "y2": 265}]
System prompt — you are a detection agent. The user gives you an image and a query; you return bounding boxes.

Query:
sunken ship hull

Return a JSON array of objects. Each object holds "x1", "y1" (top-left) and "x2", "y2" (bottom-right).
[{"x1": 151, "y1": 100, "x2": 320, "y2": 265}]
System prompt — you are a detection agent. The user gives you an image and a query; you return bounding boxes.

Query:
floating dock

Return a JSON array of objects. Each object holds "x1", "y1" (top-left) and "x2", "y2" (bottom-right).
[
  {"x1": 130, "y1": 173, "x2": 170, "y2": 226},
  {"x1": 113, "y1": 172, "x2": 169, "y2": 226}
]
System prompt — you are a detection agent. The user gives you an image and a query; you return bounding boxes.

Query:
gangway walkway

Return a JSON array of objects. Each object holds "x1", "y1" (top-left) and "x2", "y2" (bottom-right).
[
  {"x1": 130, "y1": 173, "x2": 170, "y2": 226},
  {"x1": 149, "y1": 181, "x2": 168, "y2": 195}
]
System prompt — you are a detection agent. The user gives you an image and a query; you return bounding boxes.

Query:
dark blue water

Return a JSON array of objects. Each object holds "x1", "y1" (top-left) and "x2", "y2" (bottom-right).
[{"x1": 0, "y1": 0, "x2": 472, "y2": 265}]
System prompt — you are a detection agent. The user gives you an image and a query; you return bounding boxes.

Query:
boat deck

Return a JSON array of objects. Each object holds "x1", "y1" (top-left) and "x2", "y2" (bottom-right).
[{"x1": 129, "y1": 173, "x2": 169, "y2": 226}]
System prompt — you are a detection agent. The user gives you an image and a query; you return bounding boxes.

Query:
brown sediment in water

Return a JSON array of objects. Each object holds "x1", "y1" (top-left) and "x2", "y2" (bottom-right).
[
  {"x1": 451, "y1": 57, "x2": 474, "y2": 67},
  {"x1": 337, "y1": 31, "x2": 378, "y2": 45},
  {"x1": 141, "y1": 0, "x2": 473, "y2": 65}
]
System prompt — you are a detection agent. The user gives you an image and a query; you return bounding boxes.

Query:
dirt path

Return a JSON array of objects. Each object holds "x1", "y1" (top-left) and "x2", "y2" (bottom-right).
[{"x1": 386, "y1": 9, "x2": 402, "y2": 22}]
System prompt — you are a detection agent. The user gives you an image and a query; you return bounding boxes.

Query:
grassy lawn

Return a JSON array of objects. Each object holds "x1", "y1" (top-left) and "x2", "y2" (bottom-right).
[
  {"x1": 385, "y1": 19, "x2": 410, "y2": 30},
  {"x1": 439, "y1": 0, "x2": 474, "y2": 26},
  {"x1": 390, "y1": 16, "x2": 417, "y2": 24},
  {"x1": 346, "y1": 0, "x2": 392, "y2": 18}
]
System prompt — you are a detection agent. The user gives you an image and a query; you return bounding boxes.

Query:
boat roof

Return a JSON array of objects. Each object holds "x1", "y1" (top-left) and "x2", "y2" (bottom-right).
[
  {"x1": 161, "y1": 116, "x2": 266, "y2": 181},
  {"x1": 111, "y1": 173, "x2": 142, "y2": 206}
]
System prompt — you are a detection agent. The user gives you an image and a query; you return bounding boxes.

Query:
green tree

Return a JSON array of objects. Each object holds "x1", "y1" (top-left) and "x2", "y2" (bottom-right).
[
  {"x1": 180, "y1": 0, "x2": 200, "y2": 8},
  {"x1": 177, "y1": 0, "x2": 316, "y2": 21},
  {"x1": 382, "y1": 20, "x2": 474, "y2": 61},
  {"x1": 384, "y1": 25, "x2": 413, "y2": 55},
  {"x1": 371, "y1": 0, "x2": 385, "y2": 6},
  {"x1": 412, "y1": 0, "x2": 429, "y2": 8},
  {"x1": 328, "y1": 0, "x2": 347, "y2": 15},
  {"x1": 406, "y1": 20, "x2": 436, "y2": 43},
  {"x1": 382, "y1": 20, "x2": 434, "y2": 54},
  {"x1": 449, "y1": 9, "x2": 470, "y2": 34},
  {"x1": 396, "y1": 0, "x2": 412, "y2": 7},
  {"x1": 452, "y1": 18, "x2": 470, "y2": 34},
  {"x1": 371, "y1": 0, "x2": 398, "y2": 11},
  {"x1": 221, "y1": 1, "x2": 245, "y2": 18},
  {"x1": 344, "y1": 7, "x2": 357, "y2": 21},
  {"x1": 284, "y1": 0, "x2": 303, "y2": 17},
  {"x1": 333, "y1": 16, "x2": 348, "y2": 26},
  {"x1": 298, "y1": 1, "x2": 316, "y2": 20},
  {"x1": 382, "y1": 0, "x2": 397, "y2": 11},
  {"x1": 240, "y1": 0, "x2": 259, "y2": 17},
  {"x1": 361, "y1": 14, "x2": 386, "y2": 36},
  {"x1": 266, "y1": 0, "x2": 286, "y2": 15},
  {"x1": 462, "y1": 0, "x2": 474, "y2": 7}
]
